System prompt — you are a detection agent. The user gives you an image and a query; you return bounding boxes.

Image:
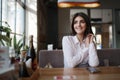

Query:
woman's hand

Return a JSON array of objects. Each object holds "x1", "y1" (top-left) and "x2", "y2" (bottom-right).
[{"x1": 85, "y1": 34, "x2": 94, "y2": 47}]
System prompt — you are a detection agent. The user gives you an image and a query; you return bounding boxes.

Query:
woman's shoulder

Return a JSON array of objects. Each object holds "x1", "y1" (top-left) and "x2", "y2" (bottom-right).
[
  {"x1": 62, "y1": 35, "x2": 76, "y2": 43},
  {"x1": 62, "y1": 35, "x2": 76, "y2": 49},
  {"x1": 63, "y1": 35, "x2": 74, "y2": 39}
]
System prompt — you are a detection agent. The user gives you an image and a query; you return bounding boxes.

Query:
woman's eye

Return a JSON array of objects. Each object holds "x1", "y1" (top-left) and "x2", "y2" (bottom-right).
[
  {"x1": 74, "y1": 21, "x2": 77, "y2": 24},
  {"x1": 81, "y1": 20, "x2": 85, "y2": 23}
]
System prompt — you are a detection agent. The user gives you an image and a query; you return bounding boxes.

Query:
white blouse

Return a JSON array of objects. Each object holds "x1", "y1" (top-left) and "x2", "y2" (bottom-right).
[{"x1": 62, "y1": 35, "x2": 99, "y2": 68}]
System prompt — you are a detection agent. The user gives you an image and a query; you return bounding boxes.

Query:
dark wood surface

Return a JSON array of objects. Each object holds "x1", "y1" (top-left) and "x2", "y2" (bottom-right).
[
  {"x1": 1, "y1": 66, "x2": 120, "y2": 80},
  {"x1": 30, "y1": 66, "x2": 120, "y2": 80}
]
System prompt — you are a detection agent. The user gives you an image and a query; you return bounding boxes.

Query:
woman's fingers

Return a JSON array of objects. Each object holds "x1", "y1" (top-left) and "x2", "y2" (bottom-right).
[
  {"x1": 87, "y1": 34, "x2": 93, "y2": 37},
  {"x1": 85, "y1": 34, "x2": 94, "y2": 47},
  {"x1": 87, "y1": 34, "x2": 94, "y2": 43}
]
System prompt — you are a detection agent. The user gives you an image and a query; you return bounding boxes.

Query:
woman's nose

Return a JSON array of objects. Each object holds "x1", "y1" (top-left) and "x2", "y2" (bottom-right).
[{"x1": 78, "y1": 22, "x2": 81, "y2": 26}]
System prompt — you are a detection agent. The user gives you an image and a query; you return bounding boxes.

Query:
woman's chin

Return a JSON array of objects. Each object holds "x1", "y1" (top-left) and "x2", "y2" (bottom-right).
[{"x1": 76, "y1": 31, "x2": 84, "y2": 35}]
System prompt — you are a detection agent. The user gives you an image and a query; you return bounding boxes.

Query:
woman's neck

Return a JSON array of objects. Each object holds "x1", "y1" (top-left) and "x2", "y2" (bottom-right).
[{"x1": 76, "y1": 34, "x2": 84, "y2": 43}]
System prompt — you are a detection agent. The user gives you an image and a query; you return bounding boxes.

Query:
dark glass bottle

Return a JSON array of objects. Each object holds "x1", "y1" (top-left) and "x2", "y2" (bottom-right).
[
  {"x1": 26, "y1": 35, "x2": 36, "y2": 70},
  {"x1": 19, "y1": 58, "x2": 29, "y2": 77}
]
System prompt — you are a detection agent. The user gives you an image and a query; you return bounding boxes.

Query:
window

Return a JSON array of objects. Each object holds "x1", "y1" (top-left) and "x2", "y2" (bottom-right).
[
  {"x1": 0, "y1": 0, "x2": 37, "y2": 49},
  {"x1": 26, "y1": 0, "x2": 37, "y2": 48}
]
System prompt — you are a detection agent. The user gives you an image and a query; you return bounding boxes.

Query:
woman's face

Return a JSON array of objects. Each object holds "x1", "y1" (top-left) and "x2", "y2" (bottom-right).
[{"x1": 73, "y1": 16, "x2": 86, "y2": 35}]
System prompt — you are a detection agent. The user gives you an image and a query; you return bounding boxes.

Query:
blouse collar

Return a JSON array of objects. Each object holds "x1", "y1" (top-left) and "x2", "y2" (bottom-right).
[{"x1": 74, "y1": 35, "x2": 85, "y2": 44}]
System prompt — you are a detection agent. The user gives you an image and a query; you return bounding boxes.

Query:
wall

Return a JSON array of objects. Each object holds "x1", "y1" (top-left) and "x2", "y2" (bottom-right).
[
  {"x1": 37, "y1": 0, "x2": 47, "y2": 51},
  {"x1": 46, "y1": 6, "x2": 58, "y2": 49},
  {"x1": 58, "y1": 8, "x2": 71, "y2": 48},
  {"x1": 99, "y1": 0, "x2": 120, "y2": 9}
]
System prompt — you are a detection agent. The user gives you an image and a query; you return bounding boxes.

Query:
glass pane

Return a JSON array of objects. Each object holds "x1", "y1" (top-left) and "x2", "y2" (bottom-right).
[
  {"x1": 26, "y1": 0, "x2": 37, "y2": 48},
  {"x1": 7, "y1": 0, "x2": 16, "y2": 33},
  {"x1": 0, "y1": 0, "x2": 2, "y2": 25},
  {"x1": 16, "y1": 1, "x2": 24, "y2": 40},
  {"x1": 2, "y1": 0, "x2": 7, "y2": 22},
  {"x1": 0, "y1": 0, "x2": 25, "y2": 47}
]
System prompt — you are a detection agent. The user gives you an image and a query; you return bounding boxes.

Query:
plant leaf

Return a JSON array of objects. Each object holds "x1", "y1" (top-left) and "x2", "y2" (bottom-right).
[
  {"x1": 0, "y1": 39, "x2": 5, "y2": 46},
  {"x1": 0, "y1": 26, "x2": 11, "y2": 32}
]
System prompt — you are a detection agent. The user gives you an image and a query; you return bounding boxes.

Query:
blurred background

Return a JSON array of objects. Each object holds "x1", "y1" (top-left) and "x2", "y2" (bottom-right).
[{"x1": 1, "y1": 0, "x2": 120, "y2": 52}]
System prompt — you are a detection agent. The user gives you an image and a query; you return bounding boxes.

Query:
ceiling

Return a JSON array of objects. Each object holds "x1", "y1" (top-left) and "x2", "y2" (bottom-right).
[
  {"x1": 44, "y1": 0, "x2": 57, "y2": 8},
  {"x1": 43, "y1": 0, "x2": 120, "y2": 9}
]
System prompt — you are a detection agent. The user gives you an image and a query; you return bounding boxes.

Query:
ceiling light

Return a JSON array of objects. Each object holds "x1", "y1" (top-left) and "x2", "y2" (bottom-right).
[{"x1": 58, "y1": 0, "x2": 100, "y2": 8}]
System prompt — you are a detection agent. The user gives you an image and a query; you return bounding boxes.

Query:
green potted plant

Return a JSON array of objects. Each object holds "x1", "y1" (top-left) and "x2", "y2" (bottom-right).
[
  {"x1": 0, "y1": 21, "x2": 12, "y2": 46},
  {"x1": 13, "y1": 35, "x2": 24, "y2": 57},
  {"x1": 0, "y1": 21, "x2": 29, "y2": 59}
]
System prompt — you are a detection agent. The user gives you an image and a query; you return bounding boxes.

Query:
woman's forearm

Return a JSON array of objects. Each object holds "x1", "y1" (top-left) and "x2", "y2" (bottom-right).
[{"x1": 88, "y1": 42, "x2": 99, "y2": 67}]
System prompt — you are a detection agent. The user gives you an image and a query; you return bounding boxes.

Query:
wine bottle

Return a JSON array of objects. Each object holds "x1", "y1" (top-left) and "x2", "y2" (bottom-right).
[
  {"x1": 19, "y1": 55, "x2": 29, "y2": 77},
  {"x1": 26, "y1": 35, "x2": 36, "y2": 70}
]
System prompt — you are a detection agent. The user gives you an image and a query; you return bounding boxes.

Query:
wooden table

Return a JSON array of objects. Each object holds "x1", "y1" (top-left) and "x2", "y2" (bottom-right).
[
  {"x1": 1, "y1": 66, "x2": 119, "y2": 80},
  {"x1": 28, "y1": 66, "x2": 120, "y2": 80}
]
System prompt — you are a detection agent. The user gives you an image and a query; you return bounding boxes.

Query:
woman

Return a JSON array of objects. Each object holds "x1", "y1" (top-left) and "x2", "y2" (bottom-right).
[{"x1": 62, "y1": 12, "x2": 99, "y2": 68}]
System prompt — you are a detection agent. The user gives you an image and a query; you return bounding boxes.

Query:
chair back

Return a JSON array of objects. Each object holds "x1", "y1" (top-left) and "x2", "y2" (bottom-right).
[
  {"x1": 97, "y1": 48, "x2": 120, "y2": 66},
  {"x1": 39, "y1": 50, "x2": 64, "y2": 68},
  {"x1": 39, "y1": 49, "x2": 120, "y2": 68}
]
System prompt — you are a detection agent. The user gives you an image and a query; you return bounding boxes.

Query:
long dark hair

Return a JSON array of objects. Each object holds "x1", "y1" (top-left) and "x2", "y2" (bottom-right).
[{"x1": 71, "y1": 12, "x2": 93, "y2": 38}]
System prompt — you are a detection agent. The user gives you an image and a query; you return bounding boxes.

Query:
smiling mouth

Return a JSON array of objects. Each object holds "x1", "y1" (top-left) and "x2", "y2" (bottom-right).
[{"x1": 76, "y1": 27, "x2": 83, "y2": 30}]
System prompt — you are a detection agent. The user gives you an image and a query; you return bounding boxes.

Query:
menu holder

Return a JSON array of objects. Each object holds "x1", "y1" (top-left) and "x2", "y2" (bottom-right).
[{"x1": 0, "y1": 47, "x2": 14, "y2": 74}]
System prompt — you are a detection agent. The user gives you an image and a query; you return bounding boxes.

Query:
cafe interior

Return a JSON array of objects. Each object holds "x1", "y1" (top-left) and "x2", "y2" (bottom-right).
[{"x1": 0, "y1": 0, "x2": 120, "y2": 80}]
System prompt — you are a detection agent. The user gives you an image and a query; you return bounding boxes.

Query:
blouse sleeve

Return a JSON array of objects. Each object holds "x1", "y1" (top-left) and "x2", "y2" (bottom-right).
[
  {"x1": 62, "y1": 36, "x2": 88, "y2": 68},
  {"x1": 88, "y1": 42, "x2": 99, "y2": 67}
]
